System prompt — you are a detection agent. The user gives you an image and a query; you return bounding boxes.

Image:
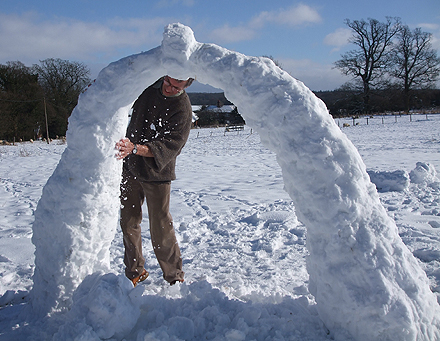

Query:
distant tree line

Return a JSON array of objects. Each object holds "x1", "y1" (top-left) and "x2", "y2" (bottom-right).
[
  {"x1": 194, "y1": 105, "x2": 245, "y2": 128},
  {"x1": 187, "y1": 94, "x2": 244, "y2": 127},
  {"x1": 315, "y1": 88, "x2": 440, "y2": 117},
  {"x1": 0, "y1": 58, "x2": 90, "y2": 142},
  {"x1": 187, "y1": 93, "x2": 232, "y2": 106}
]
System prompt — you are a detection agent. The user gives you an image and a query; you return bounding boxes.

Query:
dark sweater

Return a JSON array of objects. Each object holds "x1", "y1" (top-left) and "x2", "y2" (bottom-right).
[{"x1": 123, "y1": 79, "x2": 192, "y2": 182}]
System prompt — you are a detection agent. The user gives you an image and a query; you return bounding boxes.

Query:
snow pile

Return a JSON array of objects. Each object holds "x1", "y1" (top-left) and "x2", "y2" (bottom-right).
[
  {"x1": 367, "y1": 169, "x2": 410, "y2": 192},
  {"x1": 27, "y1": 22, "x2": 440, "y2": 340},
  {"x1": 52, "y1": 278, "x2": 326, "y2": 341},
  {"x1": 410, "y1": 162, "x2": 440, "y2": 187},
  {"x1": 366, "y1": 163, "x2": 439, "y2": 193},
  {"x1": 53, "y1": 273, "x2": 141, "y2": 340}
]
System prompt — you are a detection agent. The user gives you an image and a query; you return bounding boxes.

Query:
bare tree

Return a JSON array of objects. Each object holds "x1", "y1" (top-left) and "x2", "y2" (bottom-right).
[
  {"x1": 33, "y1": 58, "x2": 91, "y2": 137},
  {"x1": 389, "y1": 26, "x2": 440, "y2": 113},
  {"x1": 334, "y1": 17, "x2": 401, "y2": 114}
]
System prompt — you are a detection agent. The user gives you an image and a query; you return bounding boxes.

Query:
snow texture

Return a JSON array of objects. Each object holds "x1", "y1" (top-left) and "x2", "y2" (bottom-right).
[{"x1": 25, "y1": 23, "x2": 440, "y2": 340}]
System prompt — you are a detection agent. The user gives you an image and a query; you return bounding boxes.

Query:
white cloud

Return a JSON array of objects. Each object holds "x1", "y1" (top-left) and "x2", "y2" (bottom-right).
[
  {"x1": 431, "y1": 35, "x2": 440, "y2": 51},
  {"x1": 324, "y1": 28, "x2": 351, "y2": 47},
  {"x1": 324, "y1": 27, "x2": 352, "y2": 53},
  {"x1": 417, "y1": 23, "x2": 440, "y2": 50},
  {"x1": 250, "y1": 4, "x2": 321, "y2": 28},
  {"x1": 209, "y1": 4, "x2": 321, "y2": 44},
  {"x1": 0, "y1": 12, "x2": 168, "y2": 65},
  {"x1": 417, "y1": 23, "x2": 439, "y2": 31}
]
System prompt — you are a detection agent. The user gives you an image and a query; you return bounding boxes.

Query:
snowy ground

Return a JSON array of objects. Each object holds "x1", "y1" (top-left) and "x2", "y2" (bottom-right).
[{"x1": 0, "y1": 113, "x2": 439, "y2": 340}]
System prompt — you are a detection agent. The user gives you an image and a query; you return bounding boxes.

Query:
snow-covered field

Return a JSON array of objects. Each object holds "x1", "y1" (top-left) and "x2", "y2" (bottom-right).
[{"x1": 0, "y1": 113, "x2": 439, "y2": 340}]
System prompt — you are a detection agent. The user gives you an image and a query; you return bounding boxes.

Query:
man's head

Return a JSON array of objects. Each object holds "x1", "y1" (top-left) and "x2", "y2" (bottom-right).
[{"x1": 162, "y1": 75, "x2": 194, "y2": 97}]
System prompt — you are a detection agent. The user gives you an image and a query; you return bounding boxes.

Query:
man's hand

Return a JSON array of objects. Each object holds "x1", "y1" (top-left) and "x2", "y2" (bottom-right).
[
  {"x1": 115, "y1": 138, "x2": 134, "y2": 160},
  {"x1": 115, "y1": 138, "x2": 154, "y2": 159}
]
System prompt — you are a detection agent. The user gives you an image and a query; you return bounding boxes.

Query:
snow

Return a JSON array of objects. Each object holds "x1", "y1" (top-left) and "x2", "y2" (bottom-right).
[
  {"x1": 0, "y1": 23, "x2": 439, "y2": 340},
  {"x1": 1, "y1": 118, "x2": 440, "y2": 341}
]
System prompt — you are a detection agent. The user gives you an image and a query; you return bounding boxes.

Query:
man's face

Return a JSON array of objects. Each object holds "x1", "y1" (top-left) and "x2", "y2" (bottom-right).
[{"x1": 162, "y1": 76, "x2": 187, "y2": 96}]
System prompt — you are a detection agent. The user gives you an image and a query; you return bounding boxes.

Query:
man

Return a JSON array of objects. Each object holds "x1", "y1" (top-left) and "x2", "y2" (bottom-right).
[{"x1": 115, "y1": 75, "x2": 194, "y2": 287}]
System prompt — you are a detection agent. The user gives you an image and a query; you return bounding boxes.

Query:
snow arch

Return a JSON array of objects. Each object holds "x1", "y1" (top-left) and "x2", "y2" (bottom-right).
[{"x1": 31, "y1": 23, "x2": 439, "y2": 340}]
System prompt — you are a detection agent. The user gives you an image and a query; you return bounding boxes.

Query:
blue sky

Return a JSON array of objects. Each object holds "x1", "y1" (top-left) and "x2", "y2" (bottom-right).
[{"x1": 1, "y1": 0, "x2": 439, "y2": 91}]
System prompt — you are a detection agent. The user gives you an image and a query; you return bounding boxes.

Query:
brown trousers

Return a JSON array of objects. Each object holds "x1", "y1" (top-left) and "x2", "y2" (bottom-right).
[{"x1": 120, "y1": 168, "x2": 184, "y2": 283}]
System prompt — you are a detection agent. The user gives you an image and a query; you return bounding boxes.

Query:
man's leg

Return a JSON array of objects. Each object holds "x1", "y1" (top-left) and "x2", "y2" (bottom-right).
[
  {"x1": 143, "y1": 181, "x2": 184, "y2": 284},
  {"x1": 120, "y1": 169, "x2": 146, "y2": 280}
]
